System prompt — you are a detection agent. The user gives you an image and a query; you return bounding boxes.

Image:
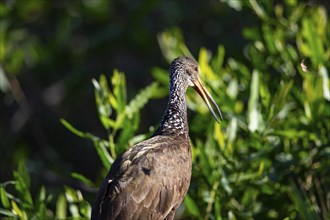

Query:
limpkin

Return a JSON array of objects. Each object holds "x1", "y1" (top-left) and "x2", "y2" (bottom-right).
[{"x1": 91, "y1": 57, "x2": 222, "y2": 220}]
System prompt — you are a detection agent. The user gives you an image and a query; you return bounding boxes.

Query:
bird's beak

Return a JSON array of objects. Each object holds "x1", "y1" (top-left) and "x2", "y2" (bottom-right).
[{"x1": 193, "y1": 77, "x2": 223, "y2": 123}]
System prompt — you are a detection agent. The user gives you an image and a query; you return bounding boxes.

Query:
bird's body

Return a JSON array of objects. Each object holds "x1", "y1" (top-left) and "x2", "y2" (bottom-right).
[
  {"x1": 93, "y1": 135, "x2": 191, "y2": 219},
  {"x1": 91, "y1": 57, "x2": 222, "y2": 220}
]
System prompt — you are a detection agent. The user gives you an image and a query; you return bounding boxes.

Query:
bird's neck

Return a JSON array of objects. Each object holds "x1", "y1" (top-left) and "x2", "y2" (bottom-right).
[{"x1": 157, "y1": 82, "x2": 189, "y2": 137}]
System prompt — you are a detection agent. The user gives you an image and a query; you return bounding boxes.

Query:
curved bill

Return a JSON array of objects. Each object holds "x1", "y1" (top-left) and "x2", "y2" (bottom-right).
[{"x1": 193, "y1": 77, "x2": 223, "y2": 123}]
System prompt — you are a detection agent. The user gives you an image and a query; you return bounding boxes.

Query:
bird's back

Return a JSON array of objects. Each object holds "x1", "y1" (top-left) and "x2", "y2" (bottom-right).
[{"x1": 91, "y1": 134, "x2": 192, "y2": 220}]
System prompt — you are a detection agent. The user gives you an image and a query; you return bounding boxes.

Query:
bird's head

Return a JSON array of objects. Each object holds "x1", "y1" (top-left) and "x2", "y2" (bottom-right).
[{"x1": 169, "y1": 56, "x2": 223, "y2": 123}]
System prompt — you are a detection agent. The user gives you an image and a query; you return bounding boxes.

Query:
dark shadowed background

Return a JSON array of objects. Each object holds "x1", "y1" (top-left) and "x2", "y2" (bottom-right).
[
  {"x1": 1, "y1": 0, "x2": 329, "y2": 219},
  {"x1": 1, "y1": 0, "x2": 249, "y2": 188}
]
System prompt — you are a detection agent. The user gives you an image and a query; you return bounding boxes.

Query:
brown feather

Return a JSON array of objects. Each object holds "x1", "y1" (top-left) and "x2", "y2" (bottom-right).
[{"x1": 91, "y1": 135, "x2": 191, "y2": 220}]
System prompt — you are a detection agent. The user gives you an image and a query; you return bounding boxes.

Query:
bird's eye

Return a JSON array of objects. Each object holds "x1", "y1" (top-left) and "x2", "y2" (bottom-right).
[{"x1": 194, "y1": 66, "x2": 198, "y2": 72}]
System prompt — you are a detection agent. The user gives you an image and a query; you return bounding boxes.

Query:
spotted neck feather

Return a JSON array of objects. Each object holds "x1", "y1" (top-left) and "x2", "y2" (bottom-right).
[{"x1": 156, "y1": 68, "x2": 189, "y2": 137}]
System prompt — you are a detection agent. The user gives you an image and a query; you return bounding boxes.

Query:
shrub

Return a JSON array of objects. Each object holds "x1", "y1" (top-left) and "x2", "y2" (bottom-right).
[{"x1": 1, "y1": 1, "x2": 329, "y2": 219}]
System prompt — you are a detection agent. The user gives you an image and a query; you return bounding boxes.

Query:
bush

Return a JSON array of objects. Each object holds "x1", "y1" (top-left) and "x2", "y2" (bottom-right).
[{"x1": 1, "y1": 1, "x2": 329, "y2": 219}]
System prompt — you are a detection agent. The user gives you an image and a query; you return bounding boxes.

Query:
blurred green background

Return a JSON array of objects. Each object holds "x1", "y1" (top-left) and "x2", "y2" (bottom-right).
[{"x1": 1, "y1": 0, "x2": 329, "y2": 219}]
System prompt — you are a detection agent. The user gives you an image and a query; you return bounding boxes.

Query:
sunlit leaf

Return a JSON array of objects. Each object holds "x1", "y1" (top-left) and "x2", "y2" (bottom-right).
[
  {"x1": 93, "y1": 139, "x2": 113, "y2": 169},
  {"x1": 56, "y1": 194, "x2": 67, "y2": 219},
  {"x1": 249, "y1": 0, "x2": 267, "y2": 20},
  {"x1": 0, "y1": 187, "x2": 10, "y2": 209},
  {"x1": 79, "y1": 200, "x2": 91, "y2": 217},
  {"x1": 36, "y1": 187, "x2": 47, "y2": 220},
  {"x1": 301, "y1": 17, "x2": 325, "y2": 65},
  {"x1": 198, "y1": 48, "x2": 218, "y2": 82},
  {"x1": 211, "y1": 45, "x2": 225, "y2": 73},
  {"x1": 112, "y1": 69, "x2": 127, "y2": 112},
  {"x1": 214, "y1": 123, "x2": 225, "y2": 151},
  {"x1": 65, "y1": 187, "x2": 81, "y2": 218},
  {"x1": 248, "y1": 70, "x2": 264, "y2": 132},
  {"x1": 319, "y1": 66, "x2": 330, "y2": 101},
  {"x1": 92, "y1": 75, "x2": 113, "y2": 130},
  {"x1": 11, "y1": 200, "x2": 24, "y2": 218}
]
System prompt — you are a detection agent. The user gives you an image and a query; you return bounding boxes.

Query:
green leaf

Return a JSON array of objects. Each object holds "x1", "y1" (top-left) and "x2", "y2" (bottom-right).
[
  {"x1": 79, "y1": 200, "x2": 91, "y2": 218},
  {"x1": 63, "y1": 186, "x2": 90, "y2": 218},
  {"x1": 0, "y1": 208, "x2": 18, "y2": 218},
  {"x1": 301, "y1": 17, "x2": 325, "y2": 65},
  {"x1": 221, "y1": 0, "x2": 243, "y2": 11},
  {"x1": 198, "y1": 47, "x2": 218, "y2": 82},
  {"x1": 35, "y1": 186, "x2": 48, "y2": 220},
  {"x1": 60, "y1": 119, "x2": 113, "y2": 167},
  {"x1": 60, "y1": 119, "x2": 86, "y2": 138},
  {"x1": 248, "y1": 70, "x2": 264, "y2": 132},
  {"x1": 11, "y1": 200, "x2": 25, "y2": 218},
  {"x1": 214, "y1": 196, "x2": 222, "y2": 220},
  {"x1": 56, "y1": 194, "x2": 67, "y2": 219},
  {"x1": 319, "y1": 66, "x2": 330, "y2": 101},
  {"x1": 273, "y1": 80, "x2": 293, "y2": 110},
  {"x1": 112, "y1": 69, "x2": 127, "y2": 112},
  {"x1": 243, "y1": 27, "x2": 261, "y2": 41},
  {"x1": 126, "y1": 82, "x2": 159, "y2": 119},
  {"x1": 249, "y1": 0, "x2": 267, "y2": 20},
  {"x1": 93, "y1": 139, "x2": 113, "y2": 169},
  {"x1": 117, "y1": 114, "x2": 140, "y2": 152},
  {"x1": 270, "y1": 130, "x2": 308, "y2": 138},
  {"x1": 226, "y1": 117, "x2": 238, "y2": 145},
  {"x1": 259, "y1": 80, "x2": 270, "y2": 108},
  {"x1": 0, "y1": 187, "x2": 10, "y2": 209},
  {"x1": 221, "y1": 175, "x2": 232, "y2": 194},
  {"x1": 262, "y1": 24, "x2": 277, "y2": 54},
  {"x1": 184, "y1": 194, "x2": 202, "y2": 218},
  {"x1": 226, "y1": 79, "x2": 239, "y2": 100},
  {"x1": 268, "y1": 80, "x2": 294, "y2": 121},
  {"x1": 13, "y1": 162, "x2": 33, "y2": 209},
  {"x1": 64, "y1": 187, "x2": 81, "y2": 217},
  {"x1": 71, "y1": 173, "x2": 94, "y2": 187},
  {"x1": 157, "y1": 27, "x2": 193, "y2": 63},
  {"x1": 92, "y1": 75, "x2": 113, "y2": 130},
  {"x1": 211, "y1": 45, "x2": 225, "y2": 73},
  {"x1": 38, "y1": 186, "x2": 46, "y2": 202},
  {"x1": 128, "y1": 133, "x2": 148, "y2": 147},
  {"x1": 287, "y1": 179, "x2": 320, "y2": 220}
]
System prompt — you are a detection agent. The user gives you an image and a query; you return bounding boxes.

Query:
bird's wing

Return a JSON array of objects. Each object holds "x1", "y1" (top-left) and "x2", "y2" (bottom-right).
[{"x1": 91, "y1": 135, "x2": 191, "y2": 220}]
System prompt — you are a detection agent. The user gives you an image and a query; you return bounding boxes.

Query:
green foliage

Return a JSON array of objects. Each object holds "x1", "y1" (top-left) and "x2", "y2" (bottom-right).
[
  {"x1": 61, "y1": 70, "x2": 164, "y2": 171},
  {"x1": 0, "y1": 162, "x2": 90, "y2": 219},
  {"x1": 156, "y1": 1, "x2": 329, "y2": 219},
  {"x1": 1, "y1": 1, "x2": 329, "y2": 220},
  {"x1": 186, "y1": 3, "x2": 328, "y2": 220},
  {"x1": 0, "y1": 70, "x2": 164, "y2": 218},
  {"x1": 157, "y1": 27, "x2": 194, "y2": 63}
]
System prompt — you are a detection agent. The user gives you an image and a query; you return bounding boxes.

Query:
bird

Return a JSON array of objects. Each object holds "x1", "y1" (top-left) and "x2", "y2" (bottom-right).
[{"x1": 91, "y1": 56, "x2": 223, "y2": 220}]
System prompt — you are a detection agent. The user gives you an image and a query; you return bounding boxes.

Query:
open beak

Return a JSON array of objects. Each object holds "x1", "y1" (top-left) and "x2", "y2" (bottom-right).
[{"x1": 193, "y1": 77, "x2": 223, "y2": 123}]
